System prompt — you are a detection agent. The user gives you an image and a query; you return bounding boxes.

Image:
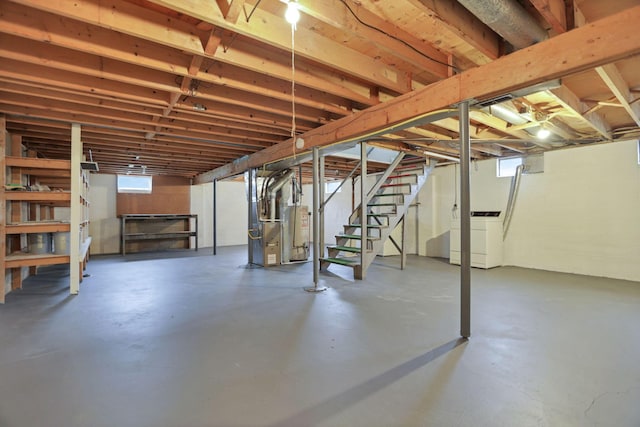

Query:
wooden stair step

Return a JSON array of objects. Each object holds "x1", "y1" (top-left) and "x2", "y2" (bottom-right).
[
  {"x1": 346, "y1": 223, "x2": 386, "y2": 228},
  {"x1": 321, "y1": 257, "x2": 361, "y2": 267},
  {"x1": 368, "y1": 203, "x2": 397, "y2": 207}
]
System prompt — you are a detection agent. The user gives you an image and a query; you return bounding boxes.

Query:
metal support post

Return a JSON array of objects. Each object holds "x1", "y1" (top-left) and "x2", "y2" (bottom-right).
[
  {"x1": 359, "y1": 141, "x2": 368, "y2": 280},
  {"x1": 319, "y1": 154, "x2": 325, "y2": 258},
  {"x1": 213, "y1": 178, "x2": 217, "y2": 255},
  {"x1": 460, "y1": 101, "x2": 471, "y2": 338},
  {"x1": 305, "y1": 146, "x2": 326, "y2": 292},
  {"x1": 401, "y1": 215, "x2": 406, "y2": 270}
]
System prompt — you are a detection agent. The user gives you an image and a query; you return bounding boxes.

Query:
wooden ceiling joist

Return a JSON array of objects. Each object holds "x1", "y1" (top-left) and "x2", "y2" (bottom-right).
[
  {"x1": 595, "y1": 64, "x2": 640, "y2": 127},
  {"x1": 195, "y1": 5, "x2": 640, "y2": 183},
  {"x1": 1, "y1": 1, "x2": 639, "y2": 179}
]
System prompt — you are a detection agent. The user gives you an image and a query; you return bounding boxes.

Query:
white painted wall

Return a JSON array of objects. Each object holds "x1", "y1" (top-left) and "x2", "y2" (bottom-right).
[
  {"x1": 87, "y1": 140, "x2": 640, "y2": 282},
  {"x1": 420, "y1": 140, "x2": 640, "y2": 282},
  {"x1": 301, "y1": 181, "x2": 354, "y2": 245},
  {"x1": 190, "y1": 180, "x2": 248, "y2": 248}
]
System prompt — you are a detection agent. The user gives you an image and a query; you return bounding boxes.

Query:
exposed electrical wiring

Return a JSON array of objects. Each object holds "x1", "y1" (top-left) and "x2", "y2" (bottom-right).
[{"x1": 337, "y1": 0, "x2": 459, "y2": 73}]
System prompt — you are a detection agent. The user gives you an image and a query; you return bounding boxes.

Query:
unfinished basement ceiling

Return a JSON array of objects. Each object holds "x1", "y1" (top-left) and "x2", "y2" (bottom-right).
[{"x1": 0, "y1": 0, "x2": 639, "y2": 179}]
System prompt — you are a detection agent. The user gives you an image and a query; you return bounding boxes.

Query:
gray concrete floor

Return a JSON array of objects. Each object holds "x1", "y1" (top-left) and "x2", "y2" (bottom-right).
[{"x1": 1, "y1": 246, "x2": 639, "y2": 427}]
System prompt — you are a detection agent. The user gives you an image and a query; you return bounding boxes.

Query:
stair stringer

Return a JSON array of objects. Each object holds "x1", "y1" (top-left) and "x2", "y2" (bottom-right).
[
  {"x1": 358, "y1": 162, "x2": 434, "y2": 276},
  {"x1": 322, "y1": 160, "x2": 434, "y2": 279}
]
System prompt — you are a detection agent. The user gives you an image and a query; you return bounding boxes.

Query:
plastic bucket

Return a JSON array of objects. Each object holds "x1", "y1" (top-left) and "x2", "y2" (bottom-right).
[
  {"x1": 53, "y1": 232, "x2": 71, "y2": 255},
  {"x1": 29, "y1": 233, "x2": 52, "y2": 254}
]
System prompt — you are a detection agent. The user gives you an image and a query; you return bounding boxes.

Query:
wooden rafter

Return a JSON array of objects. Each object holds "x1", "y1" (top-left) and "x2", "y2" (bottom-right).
[
  {"x1": 550, "y1": 85, "x2": 611, "y2": 138},
  {"x1": 195, "y1": 5, "x2": 640, "y2": 182},
  {"x1": 406, "y1": 0, "x2": 501, "y2": 62},
  {"x1": 595, "y1": 64, "x2": 640, "y2": 127},
  {"x1": 298, "y1": 0, "x2": 450, "y2": 80},
  {"x1": 529, "y1": 0, "x2": 567, "y2": 34}
]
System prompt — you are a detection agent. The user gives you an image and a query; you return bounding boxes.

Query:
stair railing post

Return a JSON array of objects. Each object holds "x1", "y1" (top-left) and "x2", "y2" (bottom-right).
[{"x1": 360, "y1": 141, "x2": 368, "y2": 279}]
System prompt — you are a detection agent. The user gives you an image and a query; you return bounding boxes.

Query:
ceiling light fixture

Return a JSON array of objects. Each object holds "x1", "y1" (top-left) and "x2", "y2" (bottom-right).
[
  {"x1": 285, "y1": 1, "x2": 300, "y2": 25},
  {"x1": 537, "y1": 126, "x2": 551, "y2": 139}
]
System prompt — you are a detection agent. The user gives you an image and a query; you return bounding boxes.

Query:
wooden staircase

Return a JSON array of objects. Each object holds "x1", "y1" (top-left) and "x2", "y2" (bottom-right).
[{"x1": 321, "y1": 157, "x2": 434, "y2": 279}]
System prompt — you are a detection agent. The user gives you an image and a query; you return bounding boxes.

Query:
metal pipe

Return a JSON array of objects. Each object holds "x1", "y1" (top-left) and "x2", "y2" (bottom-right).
[
  {"x1": 503, "y1": 164, "x2": 523, "y2": 239},
  {"x1": 457, "y1": 0, "x2": 547, "y2": 49},
  {"x1": 267, "y1": 170, "x2": 294, "y2": 221},
  {"x1": 323, "y1": 159, "x2": 361, "y2": 209},
  {"x1": 319, "y1": 154, "x2": 325, "y2": 257},
  {"x1": 213, "y1": 178, "x2": 217, "y2": 255},
  {"x1": 360, "y1": 141, "x2": 368, "y2": 279},
  {"x1": 459, "y1": 101, "x2": 471, "y2": 339},
  {"x1": 312, "y1": 147, "x2": 320, "y2": 285}
]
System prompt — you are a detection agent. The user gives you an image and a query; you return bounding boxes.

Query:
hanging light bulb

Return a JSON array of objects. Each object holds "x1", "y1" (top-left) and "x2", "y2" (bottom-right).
[
  {"x1": 536, "y1": 126, "x2": 551, "y2": 139},
  {"x1": 285, "y1": 1, "x2": 300, "y2": 25}
]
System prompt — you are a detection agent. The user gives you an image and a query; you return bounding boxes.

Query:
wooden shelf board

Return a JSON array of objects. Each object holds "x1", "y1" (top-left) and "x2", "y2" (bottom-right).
[
  {"x1": 124, "y1": 232, "x2": 196, "y2": 241},
  {"x1": 120, "y1": 214, "x2": 196, "y2": 219},
  {"x1": 5, "y1": 156, "x2": 71, "y2": 170},
  {"x1": 5, "y1": 191, "x2": 71, "y2": 202},
  {"x1": 6, "y1": 222, "x2": 71, "y2": 234},
  {"x1": 5, "y1": 253, "x2": 70, "y2": 268}
]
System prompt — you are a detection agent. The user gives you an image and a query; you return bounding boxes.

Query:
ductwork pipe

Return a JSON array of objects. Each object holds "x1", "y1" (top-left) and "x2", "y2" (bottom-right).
[
  {"x1": 457, "y1": 0, "x2": 548, "y2": 49},
  {"x1": 503, "y1": 164, "x2": 523, "y2": 239},
  {"x1": 267, "y1": 170, "x2": 295, "y2": 221}
]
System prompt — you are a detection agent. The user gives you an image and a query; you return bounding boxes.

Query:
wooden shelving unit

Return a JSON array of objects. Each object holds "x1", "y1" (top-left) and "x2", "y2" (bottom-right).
[
  {"x1": 1, "y1": 120, "x2": 91, "y2": 303},
  {"x1": 120, "y1": 214, "x2": 198, "y2": 255}
]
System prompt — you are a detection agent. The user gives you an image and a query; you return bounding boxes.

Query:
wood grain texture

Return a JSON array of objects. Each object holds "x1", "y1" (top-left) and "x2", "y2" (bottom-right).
[{"x1": 117, "y1": 175, "x2": 191, "y2": 216}]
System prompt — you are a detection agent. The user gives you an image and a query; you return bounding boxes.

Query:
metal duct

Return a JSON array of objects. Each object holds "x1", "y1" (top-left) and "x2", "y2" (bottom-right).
[
  {"x1": 503, "y1": 164, "x2": 523, "y2": 239},
  {"x1": 457, "y1": 0, "x2": 548, "y2": 49},
  {"x1": 267, "y1": 170, "x2": 295, "y2": 221}
]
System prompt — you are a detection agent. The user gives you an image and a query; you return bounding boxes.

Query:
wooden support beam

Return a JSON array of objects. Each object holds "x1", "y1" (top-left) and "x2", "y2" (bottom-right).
[
  {"x1": 0, "y1": 59, "x2": 168, "y2": 107},
  {"x1": 146, "y1": 0, "x2": 416, "y2": 93},
  {"x1": 10, "y1": 135, "x2": 23, "y2": 291},
  {"x1": 299, "y1": 0, "x2": 449, "y2": 80},
  {"x1": 529, "y1": 0, "x2": 567, "y2": 33},
  {"x1": 406, "y1": 0, "x2": 501, "y2": 62},
  {"x1": 216, "y1": 0, "x2": 245, "y2": 24},
  {"x1": 10, "y1": 0, "x2": 205, "y2": 55},
  {"x1": 595, "y1": 64, "x2": 640, "y2": 127},
  {"x1": 550, "y1": 85, "x2": 611, "y2": 138},
  {"x1": 0, "y1": 114, "x2": 5, "y2": 303},
  {"x1": 194, "y1": 6, "x2": 640, "y2": 183},
  {"x1": 0, "y1": 1, "x2": 367, "y2": 107}
]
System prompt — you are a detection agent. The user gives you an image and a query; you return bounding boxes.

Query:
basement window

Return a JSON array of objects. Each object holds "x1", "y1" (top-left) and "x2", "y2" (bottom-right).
[
  {"x1": 325, "y1": 181, "x2": 342, "y2": 194},
  {"x1": 117, "y1": 175, "x2": 152, "y2": 194},
  {"x1": 497, "y1": 157, "x2": 522, "y2": 177}
]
